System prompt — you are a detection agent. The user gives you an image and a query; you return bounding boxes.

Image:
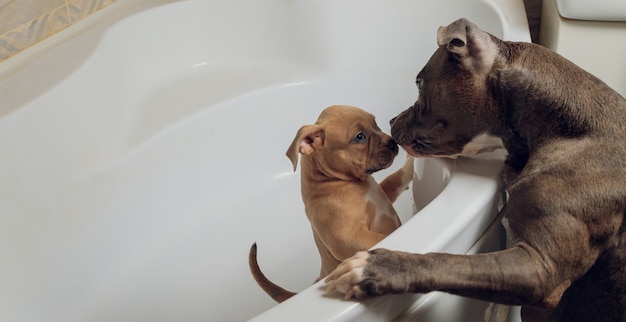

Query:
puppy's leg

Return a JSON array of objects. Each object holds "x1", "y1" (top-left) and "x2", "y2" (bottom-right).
[
  {"x1": 322, "y1": 228, "x2": 389, "y2": 262},
  {"x1": 379, "y1": 156, "x2": 414, "y2": 202}
]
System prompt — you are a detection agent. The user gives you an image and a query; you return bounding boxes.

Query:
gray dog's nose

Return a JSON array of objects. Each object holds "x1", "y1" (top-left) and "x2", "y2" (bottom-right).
[{"x1": 389, "y1": 117, "x2": 398, "y2": 126}]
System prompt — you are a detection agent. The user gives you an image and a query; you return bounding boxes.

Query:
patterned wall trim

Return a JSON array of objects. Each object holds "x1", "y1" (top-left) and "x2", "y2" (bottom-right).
[{"x1": 0, "y1": 0, "x2": 115, "y2": 62}]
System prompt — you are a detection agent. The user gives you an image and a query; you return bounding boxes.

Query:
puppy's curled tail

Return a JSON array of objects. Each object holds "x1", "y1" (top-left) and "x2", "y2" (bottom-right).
[{"x1": 249, "y1": 243, "x2": 296, "y2": 303}]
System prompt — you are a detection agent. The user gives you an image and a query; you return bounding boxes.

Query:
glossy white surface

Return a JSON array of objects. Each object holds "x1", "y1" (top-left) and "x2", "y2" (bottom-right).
[
  {"x1": 541, "y1": 0, "x2": 626, "y2": 97},
  {"x1": 556, "y1": 0, "x2": 626, "y2": 21},
  {"x1": 0, "y1": 0, "x2": 529, "y2": 321}
]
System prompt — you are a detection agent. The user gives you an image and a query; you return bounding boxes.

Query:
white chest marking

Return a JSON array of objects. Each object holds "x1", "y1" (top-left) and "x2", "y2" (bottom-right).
[{"x1": 364, "y1": 177, "x2": 401, "y2": 229}]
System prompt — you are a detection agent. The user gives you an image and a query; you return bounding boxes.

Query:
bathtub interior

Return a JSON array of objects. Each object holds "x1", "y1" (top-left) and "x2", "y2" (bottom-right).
[{"x1": 0, "y1": 0, "x2": 528, "y2": 321}]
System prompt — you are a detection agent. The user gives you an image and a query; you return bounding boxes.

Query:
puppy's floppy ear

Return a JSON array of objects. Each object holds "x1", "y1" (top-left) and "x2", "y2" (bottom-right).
[
  {"x1": 436, "y1": 18, "x2": 497, "y2": 74},
  {"x1": 285, "y1": 125, "x2": 325, "y2": 171}
]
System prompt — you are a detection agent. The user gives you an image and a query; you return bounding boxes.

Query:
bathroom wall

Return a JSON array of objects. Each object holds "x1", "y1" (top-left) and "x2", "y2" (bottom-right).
[{"x1": 0, "y1": 0, "x2": 115, "y2": 62}]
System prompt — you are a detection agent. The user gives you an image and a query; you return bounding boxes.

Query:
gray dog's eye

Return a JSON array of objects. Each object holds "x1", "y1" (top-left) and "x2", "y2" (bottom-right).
[{"x1": 353, "y1": 132, "x2": 368, "y2": 143}]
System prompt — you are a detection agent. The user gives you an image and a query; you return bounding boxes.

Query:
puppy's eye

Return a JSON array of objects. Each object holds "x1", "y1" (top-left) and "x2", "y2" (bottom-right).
[{"x1": 353, "y1": 132, "x2": 368, "y2": 143}]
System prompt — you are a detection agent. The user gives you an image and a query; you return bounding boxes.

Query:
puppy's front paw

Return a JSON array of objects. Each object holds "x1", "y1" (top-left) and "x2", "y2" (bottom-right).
[{"x1": 401, "y1": 156, "x2": 414, "y2": 185}]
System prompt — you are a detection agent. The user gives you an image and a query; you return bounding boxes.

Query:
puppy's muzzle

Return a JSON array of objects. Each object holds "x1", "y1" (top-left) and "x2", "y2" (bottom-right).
[{"x1": 386, "y1": 139, "x2": 399, "y2": 154}]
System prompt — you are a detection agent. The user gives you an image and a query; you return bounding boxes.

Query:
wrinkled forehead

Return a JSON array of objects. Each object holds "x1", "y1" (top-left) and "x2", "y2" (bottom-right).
[
  {"x1": 323, "y1": 118, "x2": 373, "y2": 138},
  {"x1": 317, "y1": 108, "x2": 380, "y2": 138}
]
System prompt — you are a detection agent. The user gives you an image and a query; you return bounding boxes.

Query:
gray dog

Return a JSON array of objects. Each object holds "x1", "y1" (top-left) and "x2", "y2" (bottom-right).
[{"x1": 325, "y1": 18, "x2": 626, "y2": 322}]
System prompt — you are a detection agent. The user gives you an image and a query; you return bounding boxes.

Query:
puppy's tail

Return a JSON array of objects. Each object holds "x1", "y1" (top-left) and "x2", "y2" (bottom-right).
[{"x1": 248, "y1": 243, "x2": 297, "y2": 303}]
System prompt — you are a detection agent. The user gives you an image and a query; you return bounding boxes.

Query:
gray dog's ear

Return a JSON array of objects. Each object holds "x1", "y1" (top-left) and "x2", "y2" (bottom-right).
[
  {"x1": 285, "y1": 125, "x2": 325, "y2": 171},
  {"x1": 436, "y1": 18, "x2": 497, "y2": 75}
]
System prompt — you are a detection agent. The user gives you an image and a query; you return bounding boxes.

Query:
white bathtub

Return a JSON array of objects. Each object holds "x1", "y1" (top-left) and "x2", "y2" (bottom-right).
[{"x1": 0, "y1": 1, "x2": 529, "y2": 321}]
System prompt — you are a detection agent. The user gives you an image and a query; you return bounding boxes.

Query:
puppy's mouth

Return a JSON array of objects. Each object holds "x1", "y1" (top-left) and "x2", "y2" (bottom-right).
[
  {"x1": 365, "y1": 167, "x2": 383, "y2": 174},
  {"x1": 365, "y1": 154, "x2": 396, "y2": 174},
  {"x1": 366, "y1": 162, "x2": 390, "y2": 174},
  {"x1": 366, "y1": 163, "x2": 390, "y2": 174}
]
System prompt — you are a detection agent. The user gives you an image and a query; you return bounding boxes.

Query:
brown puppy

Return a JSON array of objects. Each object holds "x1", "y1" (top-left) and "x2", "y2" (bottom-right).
[
  {"x1": 326, "y1": 19, "x2": 626, "y2": 322},
  {"x1": 249, "y1": 105, "x2": 414, "y2": 302}
]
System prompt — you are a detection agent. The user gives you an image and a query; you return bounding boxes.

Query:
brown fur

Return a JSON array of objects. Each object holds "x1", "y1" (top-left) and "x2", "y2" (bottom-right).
[
  {"x1": 250, "y1": 105, "x2": 413, "y2": 302},
  {"x1": 325, "y1": 19, "x2": 626, "y2": 321}
]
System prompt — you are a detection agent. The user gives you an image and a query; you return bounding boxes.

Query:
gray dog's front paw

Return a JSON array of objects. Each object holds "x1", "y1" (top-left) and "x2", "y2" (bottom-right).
[
  {"x1": 326, "y1": 248, "x2": 419, "y2": 299},
  {"x1": 356, "y1": 248, "x2": 419, "y2": 298}
]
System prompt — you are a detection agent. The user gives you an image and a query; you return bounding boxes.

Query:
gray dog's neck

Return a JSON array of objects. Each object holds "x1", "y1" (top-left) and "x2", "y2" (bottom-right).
[
  {"x1": 484, "y1": 41, "x2": 626, "y2": 175},
  {"x1": 491, "y1": 41, "x2": 626, "y2": 151}
]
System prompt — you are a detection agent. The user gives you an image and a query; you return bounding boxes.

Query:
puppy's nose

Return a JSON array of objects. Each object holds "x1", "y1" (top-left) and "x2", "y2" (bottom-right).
[{"x1": 387, "y1": 139, "x2": 399, "y2": 153}]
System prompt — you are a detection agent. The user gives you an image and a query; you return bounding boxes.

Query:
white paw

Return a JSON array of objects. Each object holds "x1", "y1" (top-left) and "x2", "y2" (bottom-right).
[{"x1": 325, "y1": 251, "x2": 369, "y2": 299}]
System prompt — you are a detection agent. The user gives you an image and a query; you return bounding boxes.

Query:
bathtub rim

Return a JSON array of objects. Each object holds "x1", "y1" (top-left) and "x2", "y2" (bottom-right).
[{"x1": 248, "y1": 154, "x2": 506, "y2": 322}]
